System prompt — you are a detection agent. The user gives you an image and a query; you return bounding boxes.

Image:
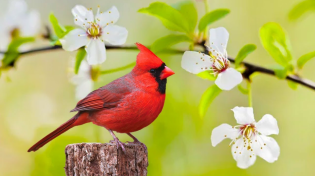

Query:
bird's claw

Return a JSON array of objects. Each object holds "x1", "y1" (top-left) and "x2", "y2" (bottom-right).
[
  {"x1": 111, "y1": 139, "x2": 126, "y2": 153},
  {"x1": 127, "y1": 140, "x2": 147, "y2": 151}
]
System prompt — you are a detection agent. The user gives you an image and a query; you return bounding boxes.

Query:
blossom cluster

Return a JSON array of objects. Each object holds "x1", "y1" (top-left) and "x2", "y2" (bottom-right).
[
  {"x1": 0, "y1": 0, "x2": 280, "y2": 169},
  {"x1": 181, "y1": 27, "x2": 280, "y2": 168}
]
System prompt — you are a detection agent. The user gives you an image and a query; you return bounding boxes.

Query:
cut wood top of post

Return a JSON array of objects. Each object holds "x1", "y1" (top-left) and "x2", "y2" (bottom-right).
[{"x1": 65, "y1": 142, "x2": 148, "y2": 176}]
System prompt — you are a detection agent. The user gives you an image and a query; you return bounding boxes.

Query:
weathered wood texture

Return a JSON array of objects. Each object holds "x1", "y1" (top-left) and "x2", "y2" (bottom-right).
[{"x1": 64, "y1": 142, "x2": 148, "y2": 176}]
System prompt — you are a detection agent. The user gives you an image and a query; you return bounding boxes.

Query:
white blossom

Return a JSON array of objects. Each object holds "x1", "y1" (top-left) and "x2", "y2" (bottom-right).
[
  {"x1": 211, "y1": 107, "x2": 280, "y2": 169},
  {"x1": 0, "y1": 0, "x2": 40, "y2": 59},
  {"x1": 70, "y1": 59, "x2": 93, "y2": 100},
  {"x1": 181, "y1": 27, "x2": 242, "y2": 90},
  {"x1": 60, "y1": 5, "x2": 128, "y2": 65}
]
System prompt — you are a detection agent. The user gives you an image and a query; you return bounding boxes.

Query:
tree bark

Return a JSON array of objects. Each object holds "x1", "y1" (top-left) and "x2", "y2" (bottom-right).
[{"x1": 64, "y1": 142, "x2": 148, "y2": 176}]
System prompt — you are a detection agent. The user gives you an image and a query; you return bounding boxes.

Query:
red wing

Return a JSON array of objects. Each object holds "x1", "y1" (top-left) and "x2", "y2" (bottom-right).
[{"x1": 70, "y1": 83, "x2": 130, "y2": 112}]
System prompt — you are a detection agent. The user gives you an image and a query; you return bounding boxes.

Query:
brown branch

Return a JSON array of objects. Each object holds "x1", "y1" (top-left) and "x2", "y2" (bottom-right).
[
  {"x1": 1, "y1": 44, "x2": 315, "y2": 90},
  {"x1": 228, "y1": 57, "x2": 315, "y2": 90},
  {"x1": 200, "y1": 41, "x2": 315, "y2": 90}
]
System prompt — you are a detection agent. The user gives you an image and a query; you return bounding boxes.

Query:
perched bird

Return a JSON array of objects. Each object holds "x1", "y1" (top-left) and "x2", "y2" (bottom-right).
[{"x1": 28, "y1": 43, "x2": 174, "y2": 152}]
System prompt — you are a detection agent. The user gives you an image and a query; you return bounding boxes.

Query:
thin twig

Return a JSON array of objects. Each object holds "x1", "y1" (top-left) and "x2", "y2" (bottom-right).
[
  {"x1": 1, "y1": 44, "x2": 315, "y2": 90},
  {"x1": 0, "y1": 45, "x2": 182, "y2": 55}
]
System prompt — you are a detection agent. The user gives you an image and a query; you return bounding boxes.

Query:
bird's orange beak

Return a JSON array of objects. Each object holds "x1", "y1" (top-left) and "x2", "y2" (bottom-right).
[{"x1": 160, "y1": 66, "x2": 175, "y2": 80}]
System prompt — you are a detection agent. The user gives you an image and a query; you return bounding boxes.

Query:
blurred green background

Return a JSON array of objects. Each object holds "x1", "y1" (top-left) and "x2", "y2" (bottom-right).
[{"x1": 1, "y1": 0, "x2": 315, "y2": 175}]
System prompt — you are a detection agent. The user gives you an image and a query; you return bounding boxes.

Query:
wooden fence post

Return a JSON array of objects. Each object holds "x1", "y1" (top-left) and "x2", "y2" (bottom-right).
[{"x1": 64, "y1": 142, "x2": 148, "y2": 176}]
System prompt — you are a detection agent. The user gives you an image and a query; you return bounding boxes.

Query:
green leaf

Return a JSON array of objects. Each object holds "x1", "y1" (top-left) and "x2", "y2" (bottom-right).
[
  {"x1": 288, "y1": 0, "x2": 315, "y2": 21},
  {"x1": 260, "y1": 22, "x2": 293, "y2": 67},
  {"x1": 7, "y1": 37, "x2": 35, "y2": 51},
  {"x1": 74, "y1": 48, "x2": 87, "y2": 74},
  {"x1": 287, "y1": 80, "x2": 298, "y2": 90},
  {"x1": 235, "y1": 44, "x2": 256, "y2": 68},
  {"x1": 172, "y1": 1, "x2": 198, "y2": 32},
  {"x1": 198, "y1": 9, "x2": 230, "y2": 32},
  {"x1": 53, "y1": 26, "x2": 75, "y2": 45},
  {"x1": 2, "y1": 37, "x2": 35, "y2": 67},
  {"x1": 199, "y1": 84, "x2": 222, "y2": 117},
  {"x1": 197, "y1": 71, "x2": 216, "y2": 81},
  {"x1": 2, "y1": 53, "x2": 19, "y2": 67},
  {"x1": 238, "y1": 85, "x2": 249, "y2": 94},
  {"x1": 269, "y1": 65, "x2": 287, "y2": 79},
  {"x1": 151, "y1": 34, "x2": 193, "y2": 53},
  {"x1": 138, "y1": 2, "x2": 190, "y2": 33},
  {"x1": 49, "y1": 13, "x2": 66, "y2": 38},
  {"x1": 297, "y1": 51, "x2": 315, "y2": 69},
  {"x1": 49, "y1": 13, "x2": 74, "y2": 45}
]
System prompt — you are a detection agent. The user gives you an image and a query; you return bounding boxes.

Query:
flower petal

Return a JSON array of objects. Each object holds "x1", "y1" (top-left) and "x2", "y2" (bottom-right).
[
  {"x1": 181, "y1": 51, "x2": 212, "y2": 74},
  {"x1": 231, "y1": 138, "x2": 256, "y2": 169},
  {"x1": 60, "y1": 29, "x2": 89, "y2": 51},
  {"x1": 256, "y1": 114, "x2": 279, "y2": 135},
  {"x1": 96, "y1": 6, "x2": 120, "y2": 27},
  {"x1": 3, "y1": 0, "x2": 28, "y2": 29},
  {"x1": 72, "y1": 5, "x2": 94, "y2": 28},
  {"x1": 252, "y1": 135, "x2": 280, "y2": 163},
  {"x1": 215, "y1": 68, "x2": 243, "y2": 90},
  {"x1": 75, "y1": 79, "x2": 93, "y2": 100},
  {"x1": 7, "y1": 0, "x2": 28, "y2": 19},
  {"x1": 85, "y1": 39, "x2": 106, "y2": 65},
  {"x1": 209, "y1": 27, "x2": 229, "y2": 55},
  {"x1": 71, "y1": 60, "x2": 91, "y2": 85},
  {"x1": 0, "y1": 31, "x2": 10, "y2": 51},
  {"x1": 102, "y1": 25, "x2": 128, "y2": 45},
  {"x1": 232, "y1": 107, "x2": 255, "y2": 124},
  {"x1": 71, "y1": 60, "x2": 93, "y2": 100},
  {"x1": 211, "y1": 123, "x2": 239, "y2": 147},
  {"x1": 19, "y1": 10, "x2": 41, "y2": 36}
]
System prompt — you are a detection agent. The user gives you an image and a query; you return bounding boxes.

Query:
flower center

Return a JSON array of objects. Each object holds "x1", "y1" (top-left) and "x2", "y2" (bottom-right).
[
  {"x1": 209, "y1": 51, "x2": 230, "y2": 75},
  {"x1": 10, "y1": 28, "x2": 20, "y2": 39},
  {"x1": 240, "y1": 124, "x2": 256, "y2": 139},
  {"x1": 87, "y1": 23, "x2": 101, "y2": 38}
]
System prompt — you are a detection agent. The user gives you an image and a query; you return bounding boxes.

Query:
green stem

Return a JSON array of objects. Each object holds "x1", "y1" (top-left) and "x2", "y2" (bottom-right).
[
  {"x1": 247, "y1": 81, "x2": 253, "y2": 107},
  {"x1": 100, "y1": 62, "x2": 135, "y2": 75},
  {"x1": 204, "y1": 0, "x2": 210, "y2": 13}
]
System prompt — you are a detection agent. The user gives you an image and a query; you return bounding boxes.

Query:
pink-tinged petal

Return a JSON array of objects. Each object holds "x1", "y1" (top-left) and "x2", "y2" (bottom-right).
[
  {"x1": 181, "y1": 51, "x2": 212, "y2": 74},
  {"x1": 231, "y1": 138, "x2": 256, "y2": 169},
  {"x1": 256, "y1": 114, "x2": 279, "y2": 135},
  {"x1": 96, "y1": 6, "x2": 119, "y2": 27},
  {"x1": 215, "y1": 68, "x2": 243, "y2": 90},
  {"x1": 232, "y1": 107, "x2": 255, "y2": 124},
  {"x1": 211, "y1": 123, "x2": 239, "y2": 147},
  {"x1": 101, "y1": 25, "x2": 128, "y2": 45},
  {"x1": 209, "y1": 27, "x2": 229, "y2": 55},
  {"x1": 85, "y1": 39, "x2": 106, "y2": 65},
  {"x1": 252, "y1": 135, "x2": 280, "y2": 163},
  {"x1": 60, "y1": 29, "x2": 89, "y2": 51},
  {"x1": 72, "y1": 5, "x2": 94, "y2": 28}
]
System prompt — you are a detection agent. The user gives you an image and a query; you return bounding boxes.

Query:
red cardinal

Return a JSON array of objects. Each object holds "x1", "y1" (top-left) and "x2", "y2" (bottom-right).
[{"x1": 28, "y1": 43, "x2": 174, "y2": 152}]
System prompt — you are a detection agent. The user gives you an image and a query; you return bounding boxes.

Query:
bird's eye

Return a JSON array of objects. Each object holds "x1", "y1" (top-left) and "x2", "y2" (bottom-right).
[{"x1": 150, "y1": 69, "x2": 155, "y2": 73}]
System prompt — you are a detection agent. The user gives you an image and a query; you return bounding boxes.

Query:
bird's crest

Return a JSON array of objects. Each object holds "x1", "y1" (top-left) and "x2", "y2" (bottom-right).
[{"x1": 135, "y1": 43, "x2": 164, "y2": 70}]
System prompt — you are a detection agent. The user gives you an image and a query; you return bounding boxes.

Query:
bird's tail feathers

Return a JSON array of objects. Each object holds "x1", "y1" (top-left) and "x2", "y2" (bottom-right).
[{"x1": 28, "y1": 113, "x2": 90, "y2": 152}]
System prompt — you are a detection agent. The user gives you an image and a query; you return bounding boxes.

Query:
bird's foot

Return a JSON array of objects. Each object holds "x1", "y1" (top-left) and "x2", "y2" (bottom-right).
[
  {"x1": 108, "y1": 130, "x2": 126, "y2": 153},
  {"x1": 127, "y1": 140, "x2": 147, "y2": 151},
  {"x1": 126, "y1": 133, "x2": 148, "y2": 151},
  {"x1": 110, "y1": 139, "x2": 126, "y2": 153}
]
